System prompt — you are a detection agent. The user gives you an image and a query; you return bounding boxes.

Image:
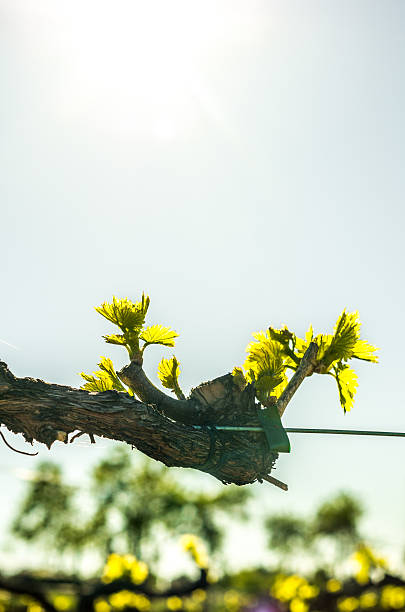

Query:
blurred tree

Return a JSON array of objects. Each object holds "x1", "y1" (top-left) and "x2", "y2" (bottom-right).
[
  {"x1": 11, "y1": 462, "x2": 83, "y2": 552},
  {"x1": 265, "y1": 491, "x2": 363, "y2": 570},
  {"x1": 5, "y1": 479, "x2": 405, "y2": 612},
  {"x1": 266, "y1": 515, "x2": 309, "y2": 555},
  {"x1": 312, "y1": 491, "x2": 363, "y2": 560},
  {"x1": 11, "y1": 446, "x2": 249, "y2": 566}
]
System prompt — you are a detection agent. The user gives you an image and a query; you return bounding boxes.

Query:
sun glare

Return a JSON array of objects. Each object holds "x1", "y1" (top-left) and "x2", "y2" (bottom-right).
[{"x1": 20, "y1": 0, "x2": 264, "y2": 141}]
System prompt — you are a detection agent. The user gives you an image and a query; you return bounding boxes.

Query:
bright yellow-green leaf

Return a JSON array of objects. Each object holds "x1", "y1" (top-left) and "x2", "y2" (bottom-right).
[
  {"x1": 80, "y1": 370, "x2": 115, "y2": 393},
  {"x1": 140, "y1": 325, "x2": 179, "y2": 348},
  {"x1": 305, "y1": 324, "x2": 314, "y2": 344},
  {"x1": 334, "y1": 364, "x2": 358, "y2": 412},
  {"x1": 103, "y1": 334, "x2": 127, "y2": 346},
  {"x1": 295, "y1": 324, "x2": 314, "y2": 357},
  {"x1": 80, "y1": 372, "x2": 98, "y2": 383},
  {"x1": 95, "y1": 294, "x2": 150, "y2": 332},
  {"x1": 245, "y1": 336, "x2": 283, "y2": 368},
  {"x1": 245, "y1": 333, "x2": 283, "y2": 370},
  {"x1": 268, "y1": 326, "x2": 294, "y2": 345},
  {"x1": 321, "y1": 310, "x2": 360, "y2": 366},
  {"x1": 98, "y1": 356, "x2": 117, "y2": 377},
  {"x1": 317, "y1": 310, "x2": 378, "y2": 371},
  {"x1": 103, "y1": 333, "x2": 142, "y2": 360},
  {"x1": 244, "y1": 336, "x2": 286, "y2": 398},
  {"x1": 251, "y1": 330, "x2": 268, "y2": 344},
  {"x1": 98, "y1": 356, "x2": 127, "y2": 392},
  {"x1": 352, "y1": 339, "x2": 379, "y2": 363},
  {"x1": 80, "y1": 357, "x2": 131, "y2": 394},
  {"x1": 157, "y1": 356, "x2": 181, "y2": 394},
  {"x1": 255, "y1": 367, "x2": 288, "y2": 400},
  {"x1": 268, "y1": 325, "x2": 301, "y2": 369},
  {"x1": 234, "y1": 310, "x2": 376, "y2": 412},
  {"x1": 313, "y1": 334, "x2": 334, "y2": 365}
]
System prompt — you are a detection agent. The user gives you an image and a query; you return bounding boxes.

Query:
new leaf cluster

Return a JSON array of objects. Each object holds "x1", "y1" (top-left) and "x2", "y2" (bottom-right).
[
  {"x1": 80, "y1": 295, "x2": 378, "y2": 413},
  {"x1": 80, "y1": 293, "x2": 183, "y2": 398},
  {"x1": 233, "y1": 310, "x2": 378, "y2": 412}
]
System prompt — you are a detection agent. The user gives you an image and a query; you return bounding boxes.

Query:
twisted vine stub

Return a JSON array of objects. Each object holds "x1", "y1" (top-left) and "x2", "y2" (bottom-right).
[{"x1": 276, "y1": 342, "x2": 318, "y2": 417}]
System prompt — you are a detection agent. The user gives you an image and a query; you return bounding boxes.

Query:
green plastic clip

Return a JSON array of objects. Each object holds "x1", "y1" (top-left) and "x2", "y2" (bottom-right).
[{"x1": 257, "y1": 405, "x2": 291, "y2": 453}]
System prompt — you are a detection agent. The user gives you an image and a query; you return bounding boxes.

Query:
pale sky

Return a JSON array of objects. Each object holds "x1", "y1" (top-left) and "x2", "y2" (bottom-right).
[{"x1": 1, "y1": 0, "x2": 405, "y2": 574}]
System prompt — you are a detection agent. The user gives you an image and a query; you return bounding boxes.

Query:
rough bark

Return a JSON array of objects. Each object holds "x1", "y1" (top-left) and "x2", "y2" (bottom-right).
[
  {"x1": 0, "y1": 361, "x2": 276, "y2": 486},
  {"x1": 0, "y1": 343, "x2": 318, "y2": 487}
]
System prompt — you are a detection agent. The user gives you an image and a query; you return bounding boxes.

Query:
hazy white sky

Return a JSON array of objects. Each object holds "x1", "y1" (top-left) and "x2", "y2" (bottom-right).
[{"x1": 1, "y1": 0, "x2": 405, "y2": 573}]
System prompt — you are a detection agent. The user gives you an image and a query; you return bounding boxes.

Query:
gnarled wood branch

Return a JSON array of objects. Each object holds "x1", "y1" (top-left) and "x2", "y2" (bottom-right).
[
  {"x1": 0, "y1": 342, "x2": 318, "y2": 488},
  {"x1": 0, "y1": 362, "x2": 275, "y2": 486}
]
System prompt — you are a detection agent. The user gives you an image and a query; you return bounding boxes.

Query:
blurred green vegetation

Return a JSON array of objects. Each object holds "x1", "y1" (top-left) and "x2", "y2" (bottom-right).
[
  {"x1": 11, "y1": 447, "x2": 249, "y2": 563},
  {"x1": 265, "y1": 492, "x2": 363, "y2": 570},
  {"x1": 2, "y1": 445, "x2": 404, "y2": 612}
]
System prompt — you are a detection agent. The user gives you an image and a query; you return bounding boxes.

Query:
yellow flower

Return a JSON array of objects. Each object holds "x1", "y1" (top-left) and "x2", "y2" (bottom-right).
[
  {"x1": 122, "y1": 554, "x2": 137, "y2": 570},
  {"x1": 359, "y1": 592, "x2": 378, "y2": 609},
  {"x1": 130, "y1": 594, "x2": 151, "y2": 611},
  {"x1": 272, "y1": 575, "x2": 306, "y2": 602},
  {"x1": 338, "y1": 597, "x2": 359, "y2": 612},
  {"x1": 102, "y1": 554, "x2": 125, "y2": 583},
  {"x1": 326, "y1": 579, "x2": 342, "y2": 593},
  {"x1": 130, "y1": 560, "x2": 149, "y2": 585},
  {"x1": 94, "y1": 599, "x2": 111, "y2": 612},
  {"x1": 223, "y1": 590, "x2": 241, "y2": 610},
  {"x1": 191, "y1": 589, "x2": 206, "y2": 603},
  {"x1": 352, "y1": 545, "x2": 386, "y2": 585},
  {"x1": 109, "y1": 590, "x2": 132, "y2": 609},
  {"x1": 380, "y1": 586, "x2": 405, "y2": 609},
  {"x1": 298, "y1": 584, "x2": 319, "y2": 600},
  {"x1": 53, "y1": 595, "x2": 72, "y2": 610},
  {"x1": 101, "y1": 553, "x2": 149, "y2": 586},
  {"x1": 290, "y1": 597, "x2": 309, "y2": 612},
  {"x1": 167, "y1": 596, "x2": 183, "y2": 610}
]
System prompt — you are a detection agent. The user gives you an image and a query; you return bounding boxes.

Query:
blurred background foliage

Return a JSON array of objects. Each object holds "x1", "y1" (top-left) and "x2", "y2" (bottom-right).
[
  {"x1": 10, "y1": 446, "x2": 249, "y2": 564},
  {"x1": 1, "y1": 445, "x2": 405, "y2": 612}
]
